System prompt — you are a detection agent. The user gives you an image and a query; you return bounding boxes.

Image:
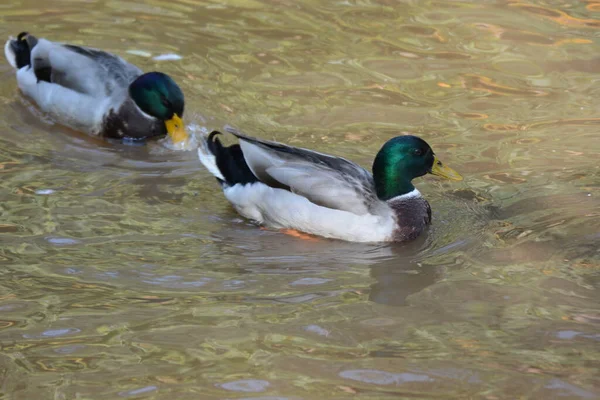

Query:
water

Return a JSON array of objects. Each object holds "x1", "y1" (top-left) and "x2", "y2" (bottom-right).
[{"x1": 1, "y1": 0, "x2": 599, "y2": 398}]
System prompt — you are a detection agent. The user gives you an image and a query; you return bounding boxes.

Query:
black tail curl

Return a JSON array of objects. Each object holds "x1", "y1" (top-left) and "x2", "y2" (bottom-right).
[
  {"x1": 207, "y1": 131, "x2": 259, "y2": 186},
  {"x1": 11, "y1": 32, "x2": 36, "y2": 69}
]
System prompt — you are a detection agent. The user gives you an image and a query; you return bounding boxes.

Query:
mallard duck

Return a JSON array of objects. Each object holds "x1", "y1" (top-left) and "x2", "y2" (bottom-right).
[
  {"x1": 4, "y1": 32, "x2": 189, "y2": 144},
  {"x1": 198, "y1": 127, "x2": 463, "y2": 242}
]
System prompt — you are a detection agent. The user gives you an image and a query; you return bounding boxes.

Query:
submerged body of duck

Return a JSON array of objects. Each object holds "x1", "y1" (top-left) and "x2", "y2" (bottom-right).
[
  {"x1": 198, "y1": 127, "x2": 463, "y2": 242},
  {"x1": 4, "y1": 32, "x2": 189, "y2": 144}
]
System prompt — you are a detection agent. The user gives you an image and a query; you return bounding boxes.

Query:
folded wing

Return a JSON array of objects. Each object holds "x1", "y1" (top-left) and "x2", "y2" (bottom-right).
[
  {"x1": 30, "y1": 37, "x2": 141, "y2": 97},
  {"x1": 226, "y1": 127, "x2": 378, "y2": 215}
]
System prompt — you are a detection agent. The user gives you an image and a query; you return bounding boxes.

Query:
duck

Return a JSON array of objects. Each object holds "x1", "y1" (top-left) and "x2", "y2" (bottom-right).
[
  {"x1": 198, "y1": 127, "x2": 463, "y2": 242},
  {"x1": 4, "y1": 32, "x2": 189, "y2": 144}
]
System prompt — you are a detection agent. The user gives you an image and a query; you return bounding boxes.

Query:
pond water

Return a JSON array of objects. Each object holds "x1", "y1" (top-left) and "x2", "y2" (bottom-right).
[{"x1": 1, "y1": 0, "x2": 599, "y2": 399}]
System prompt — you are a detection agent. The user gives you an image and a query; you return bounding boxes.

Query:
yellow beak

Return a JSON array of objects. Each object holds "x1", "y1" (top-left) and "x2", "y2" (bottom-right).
[
  {"x1": 164, "y1": 114, "x2": 189, "y2": 144},
  {"x1": 430, "y1": 156, "x2": 463, "y2": 181}
]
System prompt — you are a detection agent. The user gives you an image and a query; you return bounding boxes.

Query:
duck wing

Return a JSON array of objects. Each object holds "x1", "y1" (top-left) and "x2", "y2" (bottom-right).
[
  {"x1": 18, "y1": 34, "x2": 142, "y2": 97},
  {"x1": 226, "y1": 126, "x2": 379, "y2": 215}
]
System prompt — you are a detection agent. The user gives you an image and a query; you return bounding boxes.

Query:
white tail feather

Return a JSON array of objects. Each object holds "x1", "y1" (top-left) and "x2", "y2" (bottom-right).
[
  {"x1": 197, "y1": 137, "x2": 225, "y2": 181},
  {"x1": 4, "y1": 38, "x2": 17, "y2": 69}
]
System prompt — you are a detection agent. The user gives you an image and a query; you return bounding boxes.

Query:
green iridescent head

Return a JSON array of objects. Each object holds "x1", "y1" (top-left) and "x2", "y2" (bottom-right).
[
  {"x1": 372, "y1": 135, "x2": 462, "y2": 200},
  {"x1": 129, "y1": 72, "x2": 189, "y2": 143}
]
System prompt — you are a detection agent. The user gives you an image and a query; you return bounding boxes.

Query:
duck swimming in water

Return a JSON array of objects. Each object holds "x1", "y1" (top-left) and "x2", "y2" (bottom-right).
[
  {"x1": 4, "y1": 32, "x2": 189, "y2": 144},
  {"x1": 198, "y1": 127, "x2": 463, "y2": 242}
]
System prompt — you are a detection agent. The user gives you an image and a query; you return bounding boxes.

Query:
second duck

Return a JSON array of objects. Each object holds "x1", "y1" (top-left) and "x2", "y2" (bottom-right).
[{"x1": 4, "y1": 32, "x2": 189, "y2": 144}]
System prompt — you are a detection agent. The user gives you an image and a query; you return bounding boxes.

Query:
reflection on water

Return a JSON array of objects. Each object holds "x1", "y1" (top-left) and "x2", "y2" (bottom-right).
[{"x1": 1, "y1": 0, "x2": 599, "y2": 398}]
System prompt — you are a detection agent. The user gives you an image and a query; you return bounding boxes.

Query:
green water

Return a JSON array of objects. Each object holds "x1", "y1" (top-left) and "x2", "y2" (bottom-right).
[{"x1": 1, "y1": 0, "x2": 599, "y2": 399}]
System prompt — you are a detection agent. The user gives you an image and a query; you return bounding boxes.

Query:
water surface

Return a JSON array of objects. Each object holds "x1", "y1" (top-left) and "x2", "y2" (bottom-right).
[{"x1": 1, "y1": 0, "x2": 599, "y2": 399}]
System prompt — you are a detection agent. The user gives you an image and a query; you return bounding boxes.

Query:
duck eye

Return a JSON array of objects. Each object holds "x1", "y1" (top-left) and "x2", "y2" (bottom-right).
[
  {"x1": 413, "y1": 148, "x2": 424, "y2": 156},
  {"x1": 160, "y1": 96, "x2": 171, "y2": 109}
]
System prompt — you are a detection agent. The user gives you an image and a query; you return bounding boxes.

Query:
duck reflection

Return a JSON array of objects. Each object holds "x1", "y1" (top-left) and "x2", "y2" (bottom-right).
[
  {"x1": 205, "y1": 218, "x2": 469, "y2": 307},
  {"x1": 368, "y1": 258, "x2": 441, "y2": 306}
]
